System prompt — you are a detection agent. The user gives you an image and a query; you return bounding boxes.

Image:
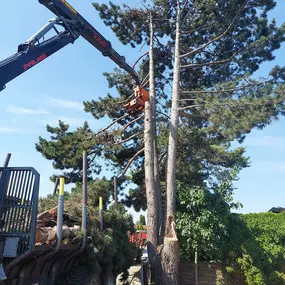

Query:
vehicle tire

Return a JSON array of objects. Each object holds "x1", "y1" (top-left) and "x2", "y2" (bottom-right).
[{"x1": 63, "y1": 265, "x2": 95, "y2": 285}]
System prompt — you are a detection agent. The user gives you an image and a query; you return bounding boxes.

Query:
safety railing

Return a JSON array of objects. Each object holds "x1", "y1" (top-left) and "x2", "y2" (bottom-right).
[{"x1": 0, "y1": 167, "x2": 40, "y2": 264}]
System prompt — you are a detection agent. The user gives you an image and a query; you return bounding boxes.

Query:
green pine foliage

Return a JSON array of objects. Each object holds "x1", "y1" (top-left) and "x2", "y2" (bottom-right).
[
  {"x1": 35, "y1": 0, "x2": 285, "y2": 278},
  {"x1": 87, "y1": 0, "x2": 285, "y2": 211},
  {"x1": 38, "y1": 180, "x2": 136, "y2": 277}
]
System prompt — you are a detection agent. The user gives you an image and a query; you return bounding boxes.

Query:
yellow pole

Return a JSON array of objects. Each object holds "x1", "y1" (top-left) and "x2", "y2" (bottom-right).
[
  {"x1": 99, "y1": 197, "x2": 103, "y2": 211},
  {"x1": 99, "y1": 197, "x2": 103, "y2": 231},
  {"x1": 57, "y1": 177, "x2": 64, "y2": 248},
  {"x1": 59, "y1": 177, "x2": 64, "y2": 196}
]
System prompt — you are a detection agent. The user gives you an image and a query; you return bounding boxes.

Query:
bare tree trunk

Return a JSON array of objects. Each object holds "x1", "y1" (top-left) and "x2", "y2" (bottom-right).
[
  {"x1": 145, "y1": 11, "x2": 157, "y2": 250},
  {"x1": 154, "y1": 143, "x2": 163, "y2": 244},
  {"x1": 149, "y1": 51, "x2": 164, "y2": 244},
  {"x1": 162, "y1": 2, "x2": 181, "y2": 285},
  {"x1": 144, "y1": 13, "x2": 165, "y2": 285},
  {"x1": 166, "y1": 3, "x2": 181, "y2": 219}
]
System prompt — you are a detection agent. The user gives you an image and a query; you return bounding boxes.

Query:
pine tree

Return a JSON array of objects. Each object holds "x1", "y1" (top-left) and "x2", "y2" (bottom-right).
[{"x1": 36, "y1": 0, "x2": 285, "y2": 283}]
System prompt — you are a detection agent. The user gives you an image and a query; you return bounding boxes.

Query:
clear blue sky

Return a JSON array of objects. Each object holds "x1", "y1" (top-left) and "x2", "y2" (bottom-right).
[{"x1": 0, "y1": 1, "x2": 285, "y2": 219}]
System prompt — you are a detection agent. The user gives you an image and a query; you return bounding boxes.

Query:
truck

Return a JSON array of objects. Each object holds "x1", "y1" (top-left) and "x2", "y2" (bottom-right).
[{"x1": 0, "y1": 1, "x2": 149, "y2": 284}]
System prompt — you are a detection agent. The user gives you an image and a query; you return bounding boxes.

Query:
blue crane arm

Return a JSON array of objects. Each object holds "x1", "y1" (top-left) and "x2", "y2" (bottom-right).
[
  {"x1": 0, "y1": 18, "x2": 78, "y2": 92},
  {"x1": 0, "y1": 0, "x2": 140, "y2": 92},
  {"x1": 38, "y1": 0, "x2": 140, "y2": 84}
]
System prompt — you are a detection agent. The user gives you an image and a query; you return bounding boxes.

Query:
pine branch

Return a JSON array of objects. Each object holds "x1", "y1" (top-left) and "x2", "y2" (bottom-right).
[
  {"x1": 181, "y1": 0, "x2": 192, "y2": 15},
  {"x1": 88, "y1": 114, "x2": 129, "y2": 139},
  {"x1": 158, "y1": 151, "x2": 167, "y2": 165},
  {"x1": 181, "y1": 21, "x2": 217, "y2": 35},
  {"x1": 213, "y1": 97, "x2": 284, "y2": 108},
  {"x1": 116, "y1": 97, "x2": 133, "y2": 105},
  {"x1": 179, "y1": 111, "x2": 208, "y2": 119},
  {"x1": 142, "y1": 79, "x2": 150, "y2": 88},
  {"x1": 157, "y1": 110, "x2": 170, "y2": 119},
  {"x1": 181, "y1": 50, "x2": 239, "y2": 68},
  {"x1": 141, "y1": 73, "x2": 150, "y2": 87},
  {"x1": 120, "y1": 148, "x2": 145, "y2": 177},
  {"x1": 112, "y1": 131, "x2": 144, "y2": 146},
  {"x1": 122, "y1": 114, "x2": 145, "y2": 132},
  {"x1": 133, "y1": 51, "x2": 149, "y2": 69},
  {"x1": 181, "y1": 25, "x2": 272, "y2": 69},
  {"x1": 180, "y1": 10, "x2": 241, "y2": 59},
  {"x1": 179, "y1": 104, "x2": 202, "y2": 111},
  {"x1": 179, "y1": 98, "x2": 199, "y2": 101},
  {"x1": 181, "y1": 80, "x2": 272, "y2": 94},
  {"x1": 89, "y1": 148, "x2": 103, "y2": 163}
]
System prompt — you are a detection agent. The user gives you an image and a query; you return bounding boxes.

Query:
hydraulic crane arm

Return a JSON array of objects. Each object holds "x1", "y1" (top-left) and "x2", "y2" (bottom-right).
[
  {"x1": 0, "y1": 0, "x2": 140, "y2": 92},
  {"x1": 0, "y1": 18, "x2": 78, "y2": 92},
  {"x1": 39, "y1": 0, "x2": 140, "y2": 84}
]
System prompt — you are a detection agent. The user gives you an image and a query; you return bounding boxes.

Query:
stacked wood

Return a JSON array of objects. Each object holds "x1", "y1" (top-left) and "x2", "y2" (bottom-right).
[{"x1": 35, "y1": 207, "x2": 80, "y2": 245}]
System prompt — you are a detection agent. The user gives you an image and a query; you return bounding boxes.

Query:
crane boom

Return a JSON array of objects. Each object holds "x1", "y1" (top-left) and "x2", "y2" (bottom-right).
[
  {"x1": 39, "y1": 0, "x2": 140, "y2": 84},
  {"x1": 0, "y1": 0, "x2": 140, "y2": 92}
]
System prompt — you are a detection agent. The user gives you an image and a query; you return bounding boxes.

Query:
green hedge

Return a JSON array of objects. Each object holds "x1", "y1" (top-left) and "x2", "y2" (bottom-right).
[{"x1": 235, "y1": 212, "x2": 285, "y2": 285}]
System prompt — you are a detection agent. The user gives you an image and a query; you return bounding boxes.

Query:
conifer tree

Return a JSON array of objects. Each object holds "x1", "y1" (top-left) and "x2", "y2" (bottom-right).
[{"x1": 36, "y1": 1, "x2": 285, "y2": 283}]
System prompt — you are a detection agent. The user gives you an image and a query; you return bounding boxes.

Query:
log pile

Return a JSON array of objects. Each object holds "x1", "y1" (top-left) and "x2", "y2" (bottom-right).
[{"x1": 36, "y1": 206, "x2": 81, "y2": 245}]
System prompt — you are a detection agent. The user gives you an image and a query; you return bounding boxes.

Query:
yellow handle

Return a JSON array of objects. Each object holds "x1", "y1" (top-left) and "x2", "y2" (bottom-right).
[{"x1": 59, "y1": 177, "x2": 64, "y2": 196}]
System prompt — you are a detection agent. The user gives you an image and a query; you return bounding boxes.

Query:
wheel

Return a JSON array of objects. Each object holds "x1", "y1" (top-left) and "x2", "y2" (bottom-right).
[{"x1": 62, "y1": 265, "x2": 96, "y2": 285}]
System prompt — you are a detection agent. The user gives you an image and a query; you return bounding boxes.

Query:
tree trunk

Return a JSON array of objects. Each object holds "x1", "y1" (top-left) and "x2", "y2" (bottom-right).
[
  {"x1": 162, "y1": 2, "x2": 181, "y2": 285},
  {"x1": 145, "y1": 11, "x2": 158, "y2": 249},
  {"x1": 154, "y1": 143, "x2": 163, "y2": 244},
  {"x1": 144, "y1": 12, "x2": 166, "y2": 285},
  {"x1": 166, "y1": 2, "x2": 181, "y2": 219},
  {"x1": 161, "y1": 238, "x2": 180, "y2": 284},
  {"x1": 152, "y1": 36, "x2": 163, "y2": 244}
]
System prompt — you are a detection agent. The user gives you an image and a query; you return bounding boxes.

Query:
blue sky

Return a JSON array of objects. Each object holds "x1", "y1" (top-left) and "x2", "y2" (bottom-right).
[{"x1": 0, "y1": 1, "x2": 285, "y2": 220}]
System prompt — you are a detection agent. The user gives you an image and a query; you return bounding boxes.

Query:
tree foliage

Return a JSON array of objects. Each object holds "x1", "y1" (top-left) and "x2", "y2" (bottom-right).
[
  {"x1": 230, "y1": 212, "x2": 285, "y2": 285},
  {"x1": 88, "y1": 0, "x2": 285, "y2": 209},
  {"x1": 35, "y1": 0, "x2": 285, "y2": 277},
  {"x1": 176, "y1": 167, "x2": 240, "y2": 261},
  {"x1": 38, "y1": 179, "x2": 136, "y2": 277}
]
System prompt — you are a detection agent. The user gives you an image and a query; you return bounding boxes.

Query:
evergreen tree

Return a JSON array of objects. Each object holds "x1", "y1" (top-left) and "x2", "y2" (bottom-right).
[{"x1": 36, "y1": 0, "x2": 285, "y2": 283}]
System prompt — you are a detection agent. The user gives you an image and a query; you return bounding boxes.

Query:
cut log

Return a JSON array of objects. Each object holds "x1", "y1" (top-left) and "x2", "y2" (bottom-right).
[
  {"x1": 36, "y1": 227, "x2": 57, "y2": 245},
  {"x1": 37, "y1": 207, "x2": 79, "y2": 227},
  {"x1": 35, "y1": 225, "x2": 81, "y2": 245},
  {"x1": 37, "y1": 206, "x2": 58, "y2": 220},
  {"x1": 36, "y1": 206, "x2": 81, "y2": 245}
]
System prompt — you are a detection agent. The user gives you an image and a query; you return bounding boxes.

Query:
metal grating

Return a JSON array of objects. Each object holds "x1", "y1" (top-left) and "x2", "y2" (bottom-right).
[{"x1": 0, "y1": 167, "x2": 40, "y2": 262}]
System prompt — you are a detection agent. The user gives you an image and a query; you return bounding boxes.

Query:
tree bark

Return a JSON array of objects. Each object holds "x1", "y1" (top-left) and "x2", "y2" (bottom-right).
[
  {"x1": 145, "y1": 12, "x2": 157, "y2": 250},
  {"x1": 166, "y1": 3, "x2": 181, "y2": 219},
  {"x1": 151, "y1": 27, "x2": 163, "y2": 244},
  {"x1": 154, "y1": 141, "x2": 163, "y2": 244},
  {"x1": 35, "y1": 225, "x2": 80, "y2": 244},
  {"x1": 162, "y1": 2, "x2": 181, "y2": 285},
  {"x1": 37, "y1": 206, "x2": 58, "y2": 220},
  {"x1": 161, "y1": 239, "x2": 180, "y2": 284},
  {"x1": 144, "y1": 12, "x2": 166, "y2": 285}
]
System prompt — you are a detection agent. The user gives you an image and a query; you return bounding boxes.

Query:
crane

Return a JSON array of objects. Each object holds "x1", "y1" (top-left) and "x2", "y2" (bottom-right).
[{"x1": 0, "y1": 0, "x2": 149, "y2": 113}]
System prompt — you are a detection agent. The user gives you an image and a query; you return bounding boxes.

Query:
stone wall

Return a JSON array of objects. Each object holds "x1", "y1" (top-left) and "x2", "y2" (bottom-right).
[{"x1": 179, "y1": 261, "x2": 245, "y2": 285}]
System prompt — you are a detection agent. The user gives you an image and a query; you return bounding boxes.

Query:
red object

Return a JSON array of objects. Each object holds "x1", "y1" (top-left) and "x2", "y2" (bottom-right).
[
  {"x1": 23, "y1": 54, "x2": 47, "y2": 70},
  {"x1": 124, "y1": 86, "x2": 150, "y2": 113},
  {"x1": 128, "y1": 228, "x2": 147, "y2": 247}
]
